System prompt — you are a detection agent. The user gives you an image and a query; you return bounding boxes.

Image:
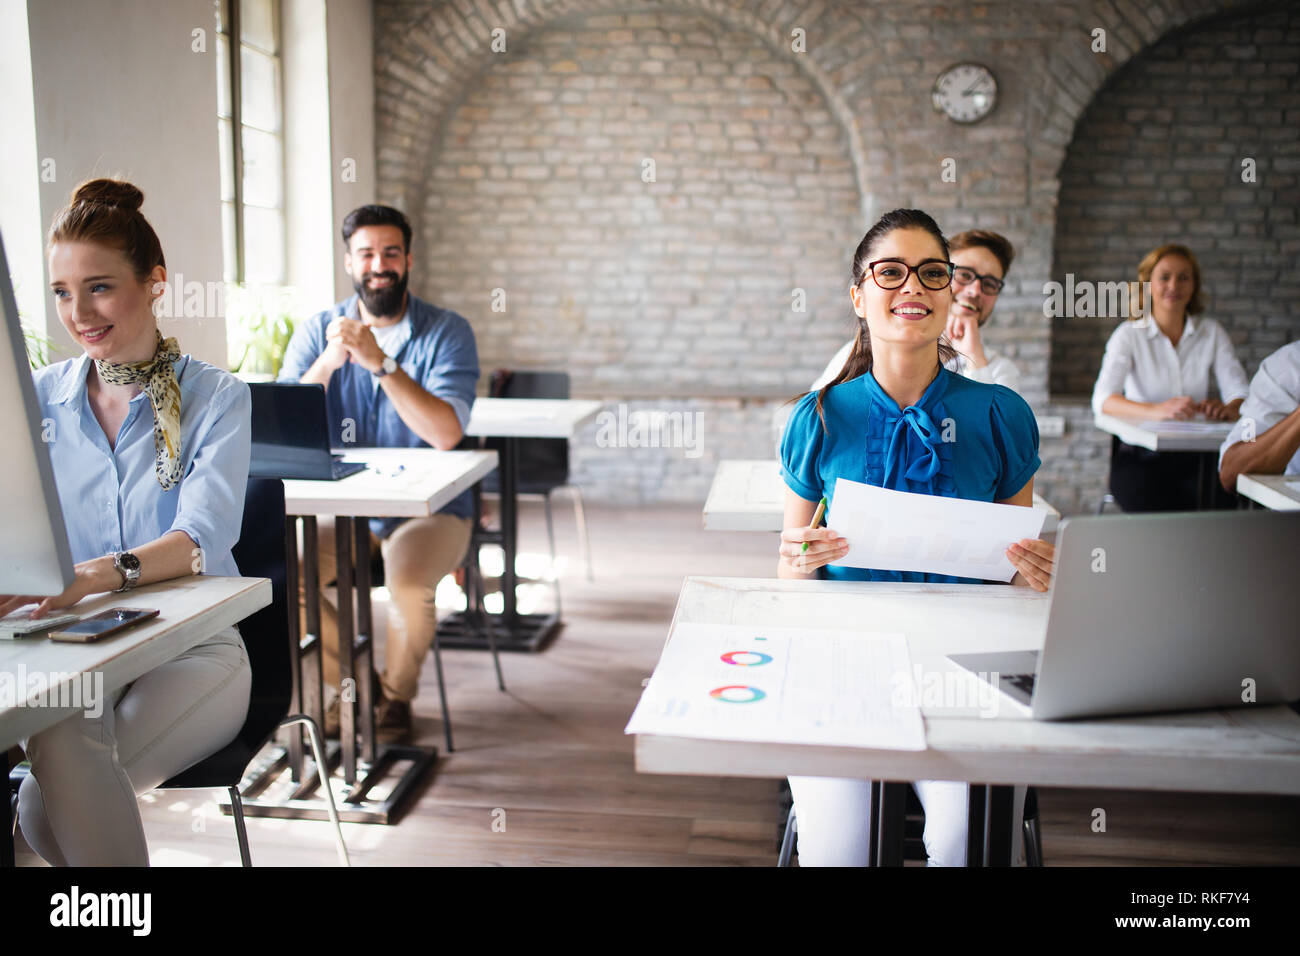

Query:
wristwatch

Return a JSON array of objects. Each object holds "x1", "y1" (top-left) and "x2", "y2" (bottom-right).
[
  {"x1": 375, "y1": 356, "x2": 398, "y2": 378},
  {"x1": 112, "y1": 551, "x2": 141, "y2": 592}
]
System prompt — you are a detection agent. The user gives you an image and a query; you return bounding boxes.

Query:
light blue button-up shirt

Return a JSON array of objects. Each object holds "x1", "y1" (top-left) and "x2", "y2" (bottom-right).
[
  {"x1": 33, "y1": 354, "x2": 251, "y2": 577},
  {"x1": 278, "y1": 293, "x2": 479, "y2": 536}
]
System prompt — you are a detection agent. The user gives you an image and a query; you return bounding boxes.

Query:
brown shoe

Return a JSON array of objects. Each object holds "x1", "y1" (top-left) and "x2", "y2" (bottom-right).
[{"x1": 374, "y1": 694, "x2": 413, "y2": 744}]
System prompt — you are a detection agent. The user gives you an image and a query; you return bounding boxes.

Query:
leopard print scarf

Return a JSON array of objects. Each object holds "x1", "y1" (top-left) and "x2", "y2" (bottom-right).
[{"x1": 95, "y1": 332, "x2": 183, "y2": 490}]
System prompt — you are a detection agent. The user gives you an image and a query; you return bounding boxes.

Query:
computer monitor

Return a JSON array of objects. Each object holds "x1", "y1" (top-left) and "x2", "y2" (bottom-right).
[{"x1": 0, "y1": 228, "x2": 75, "y2": 595}]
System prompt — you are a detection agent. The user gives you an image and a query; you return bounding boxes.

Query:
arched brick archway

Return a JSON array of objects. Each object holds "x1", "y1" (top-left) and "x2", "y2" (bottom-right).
[
  {"x1": 369, "y1": 0, "x2": 1265, "y2": 512},
  {"x1": 374, "y1": 0, "x2": 878, "y2": 245}
]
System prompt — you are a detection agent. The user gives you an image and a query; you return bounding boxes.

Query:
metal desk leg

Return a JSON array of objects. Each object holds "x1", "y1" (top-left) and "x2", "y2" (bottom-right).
[
  {"x1": 500, "y1": 435, "x2": 519, "y2": 625},
  {"x1": 285, "y1": 515, "x2": 304, "y2": 781},
  {"x1": 966, "y1": 784, "x2": 987, "y2": 867},
  {"x1": 875, "y1": 782, "x2": 907, "y2": 867},
  {"x1": 334, "y1": 516, "x2": 357, "y2": 786},
  {"x1": 438, "y1": 438, "x2": 564, "y2": 653},
  {"x1": 300, "y1": 516, "x2": 326, "y2": 783},
  {"x1": 985, "y1": 785, "x2": 1015, "y2": 866},
  {"x1": 353, "y1": 519, "x2": 376, "y2": 766}
]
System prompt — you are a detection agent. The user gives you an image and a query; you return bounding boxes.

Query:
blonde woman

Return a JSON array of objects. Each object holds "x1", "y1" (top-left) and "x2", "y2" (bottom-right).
[{"x1": 1092, "y1": 243, "x2": 1249, "y2": 510}]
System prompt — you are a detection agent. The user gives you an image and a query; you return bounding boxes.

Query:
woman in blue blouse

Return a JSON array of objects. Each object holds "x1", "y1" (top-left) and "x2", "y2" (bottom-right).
[
  {"x1": 0, "y1": 180, "x2": 252, "y2": 865},
  {"x1": 778, "y1": 209, "x2": 1055, "y2": 865}
]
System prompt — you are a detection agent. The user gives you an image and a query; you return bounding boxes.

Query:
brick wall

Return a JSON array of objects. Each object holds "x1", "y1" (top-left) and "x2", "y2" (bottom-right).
[
  {"x1": 421, "y1": 9, "x2": 858, "y2": 392},
  {"x1": 1052, "y1": 5, "x2": 1300, "y2": 395},
  {"x1": 374, "y1": 0, "x2": 1296, "y2": 513}
]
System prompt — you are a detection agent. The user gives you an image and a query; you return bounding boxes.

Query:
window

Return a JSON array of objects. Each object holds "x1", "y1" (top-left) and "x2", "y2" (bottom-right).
[{"x1": 217, "y1": 0, "x2": 285, "y2": 286}]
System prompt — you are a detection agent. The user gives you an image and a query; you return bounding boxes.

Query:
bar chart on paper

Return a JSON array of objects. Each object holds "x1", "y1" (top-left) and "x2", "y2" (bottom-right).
[{"x1": 625, "y1": 622, "x2": 926, "y2": 750}]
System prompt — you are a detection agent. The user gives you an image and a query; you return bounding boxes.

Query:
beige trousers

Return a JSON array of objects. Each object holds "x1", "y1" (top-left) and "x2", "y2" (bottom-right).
[{"x1": 307, "y1": 514, "x2": 472, "y2": 703}]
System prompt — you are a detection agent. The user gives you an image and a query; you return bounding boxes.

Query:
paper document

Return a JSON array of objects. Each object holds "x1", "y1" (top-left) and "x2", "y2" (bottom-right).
[
  {"x1": 1150, "y1": 421, "x2": 1233, "y2": 434},
  {"x1": 828, "y1": 478, "x2": 1046, "y2": 581},
  {"x1": 625, "y1": 622, "x2": 926, "y2": 750}
]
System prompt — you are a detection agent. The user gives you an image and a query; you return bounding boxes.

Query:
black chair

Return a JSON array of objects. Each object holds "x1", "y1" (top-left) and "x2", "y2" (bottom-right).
[
  {"x1": 157, "y1": 477, "x2": 348, "y2": 866},
  {"x1": 481, "y1": 370, "x2": 593, "y2": 611}
]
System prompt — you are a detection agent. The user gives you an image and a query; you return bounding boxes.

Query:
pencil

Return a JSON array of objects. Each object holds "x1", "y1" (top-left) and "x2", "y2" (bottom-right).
[{"x1": 801, "y1": 497, "x2": 828, "y2": 554}]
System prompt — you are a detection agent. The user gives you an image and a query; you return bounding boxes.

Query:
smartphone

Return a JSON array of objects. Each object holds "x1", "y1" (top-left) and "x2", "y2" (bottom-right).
[{"x1": 48, "y1": 607, "x2": 160, "y2": 643}]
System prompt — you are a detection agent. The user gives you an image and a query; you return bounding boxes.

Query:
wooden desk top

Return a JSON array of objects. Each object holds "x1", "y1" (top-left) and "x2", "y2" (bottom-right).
[
  {"x1": 466, "y1": 398, "x2": 603, "y2": 438},
  {"x1": 1236, "y1": 473, "x2": 1300, "y2": 512},
  {"x1": 0, "y1": 575, "x2": 271, "y2": 748},
  {"x1": 282, "y1": 448, "x2": 497, "y2": 517},
  {"x1": 1094, "y1": 413, "x2": 1234, "y2": 453},
  {"x1": 633, "y1": 576, "x2": 1300, "y2": 795}
]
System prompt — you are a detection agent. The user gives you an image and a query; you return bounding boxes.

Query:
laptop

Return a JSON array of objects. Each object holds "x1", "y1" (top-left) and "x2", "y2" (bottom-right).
[
  {"x1": 949, "y1": 510, "x2": 1300, "y2": 720},
  {"x1": 249, "y1": 382, "x2": 366, "y2": 480}
]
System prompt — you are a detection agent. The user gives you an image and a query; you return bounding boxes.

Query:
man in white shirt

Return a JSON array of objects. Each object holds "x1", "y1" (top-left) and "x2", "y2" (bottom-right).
[
  {"x1": 812, "y1": 229, "x2": 1023, "y2": 391},
  {"x1": 1218, "y1": 340, "x2": 1300, "y2": 491}
]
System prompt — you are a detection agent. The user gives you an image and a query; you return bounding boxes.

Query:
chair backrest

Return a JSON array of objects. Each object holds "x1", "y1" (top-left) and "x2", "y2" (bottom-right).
[
  {"x1": 230, "y1": 477, "x2": 293, "y2": 749},
  {"x1": 487, "y1": 369, "x2": 571, "y2": 492}
]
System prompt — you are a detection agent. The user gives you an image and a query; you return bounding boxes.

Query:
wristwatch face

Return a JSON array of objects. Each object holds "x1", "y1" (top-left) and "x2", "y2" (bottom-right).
[
  {"x1": 381, "y1": 356, "x2": 398, "y2": 376},
  {"x1": 119, "y1": 552, "x2": 141, "y2": 574}
]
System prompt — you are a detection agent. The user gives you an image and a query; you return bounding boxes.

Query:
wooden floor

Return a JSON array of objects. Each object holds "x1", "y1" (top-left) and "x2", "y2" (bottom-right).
[{"x1": 14, "y1": 504, "x2": 1300, "y2": 866}]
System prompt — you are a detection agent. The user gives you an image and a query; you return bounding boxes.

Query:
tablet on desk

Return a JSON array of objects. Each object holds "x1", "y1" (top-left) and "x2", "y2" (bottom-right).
[{"x1": 48, "y1": 607, "x2": 160, "y2": 643}]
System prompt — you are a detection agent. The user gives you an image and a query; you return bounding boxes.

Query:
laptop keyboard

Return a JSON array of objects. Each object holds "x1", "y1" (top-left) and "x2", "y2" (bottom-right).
[{"x1": 1005, "y1": 673, "x2": 1037, "y2": 695}]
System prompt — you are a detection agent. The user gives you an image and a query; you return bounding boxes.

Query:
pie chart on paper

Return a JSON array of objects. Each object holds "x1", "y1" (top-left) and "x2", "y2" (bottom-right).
[
  {"x1": 720, "y1": 650, "x2": 773, "y2": 667},
  {"x1": 709, "y1": 685, "x2": 766, "y2": 704}
]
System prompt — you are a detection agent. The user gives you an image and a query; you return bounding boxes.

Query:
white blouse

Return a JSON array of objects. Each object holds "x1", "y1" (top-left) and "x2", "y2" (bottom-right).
[
  {"x1": 1218, "y1": 340, "x2": 1300, "y2": 475},
  {"x1": 1091, "y1": 315, "x2": 1250, "y2": 416}
]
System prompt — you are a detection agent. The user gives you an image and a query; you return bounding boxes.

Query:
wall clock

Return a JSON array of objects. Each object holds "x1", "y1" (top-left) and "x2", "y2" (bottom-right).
[{"x1": 932, "y1": 63, "x2": 998, "y2": 124}]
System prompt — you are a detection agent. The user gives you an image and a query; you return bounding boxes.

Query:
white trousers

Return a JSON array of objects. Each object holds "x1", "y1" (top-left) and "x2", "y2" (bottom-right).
[
  {"x1": 788, "y1": 777, "x2": 1027, "y2": 866},
  {"x1": 17, "y1": 626, "x2": 251, "y2": 866}
]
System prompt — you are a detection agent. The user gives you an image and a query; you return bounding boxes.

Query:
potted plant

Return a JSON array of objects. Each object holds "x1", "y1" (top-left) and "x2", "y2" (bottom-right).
[{"x1": 226, "y1": 282, "x2": 296, "y2": 380}]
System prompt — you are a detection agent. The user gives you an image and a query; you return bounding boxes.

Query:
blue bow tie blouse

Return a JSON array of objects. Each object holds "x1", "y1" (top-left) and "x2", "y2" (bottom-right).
[{"x1": 780, "y1": 368, "x2": 1041, "y2": 583}]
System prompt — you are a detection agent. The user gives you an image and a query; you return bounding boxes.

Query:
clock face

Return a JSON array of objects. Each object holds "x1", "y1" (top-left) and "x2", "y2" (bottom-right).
[{"x1": 932, "y1": 63, "x2": 998, "y2": 124}]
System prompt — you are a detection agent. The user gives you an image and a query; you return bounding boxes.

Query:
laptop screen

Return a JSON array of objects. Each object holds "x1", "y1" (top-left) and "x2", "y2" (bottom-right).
[{"x1": 249, "y1": 382, "x2": 335, "y2": 466}]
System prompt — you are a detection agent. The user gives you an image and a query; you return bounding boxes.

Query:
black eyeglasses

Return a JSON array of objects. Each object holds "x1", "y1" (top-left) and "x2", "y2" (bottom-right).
[
  {"x1": 952, "y1": 266, "x2": 1004, "y2": 295},
  {"x1": 864, "y1": 258, "x2": 954, "y2": 291}
]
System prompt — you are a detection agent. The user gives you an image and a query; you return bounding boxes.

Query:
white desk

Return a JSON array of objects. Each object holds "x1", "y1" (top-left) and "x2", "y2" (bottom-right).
[
  {"x1": 0, "y1": 576, "x2": 271, "y2": 749},
  {"x1": 1236, "y1": 473, "x2": 1300, "y2": 512},
  {"x1": 0, "y1": 575, "x2": 270, "y2": 866},
  {"x1": 632, "y1": 576, "x2": 1300, "y2": 863},
  {"x1": 459, "y1": 397, "x2": 602, "y2": 652},
  {"x1": 702, "y1": 459, "x2": 1061, "y2": 534},
  {"x1": 466, "y1": 397, "x2": 603, "y2": 439},
  {"x1": 276, "y1": 446, "x2": 497, "y2": 815},
  {"x1": 290, "y1": 447, "x2": 499, "y2": 517},
  {"x1": 1093, "y1": 414, "x2": 1233, "y2": 453}
]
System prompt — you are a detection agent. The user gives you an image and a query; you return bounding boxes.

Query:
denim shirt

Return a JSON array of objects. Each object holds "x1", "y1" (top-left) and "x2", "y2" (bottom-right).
[
  {"x1": 33, "y1": 354, "x2": 251, "y2": 577},
  {"x1": 278, "y1": 294, "x2": 479, "y2": 535}
]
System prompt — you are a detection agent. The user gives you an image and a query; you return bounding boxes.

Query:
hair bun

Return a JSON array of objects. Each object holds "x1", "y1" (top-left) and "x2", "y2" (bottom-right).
[{"x1": 71, "y1": 178, "x2": 144, "y2": 211}]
